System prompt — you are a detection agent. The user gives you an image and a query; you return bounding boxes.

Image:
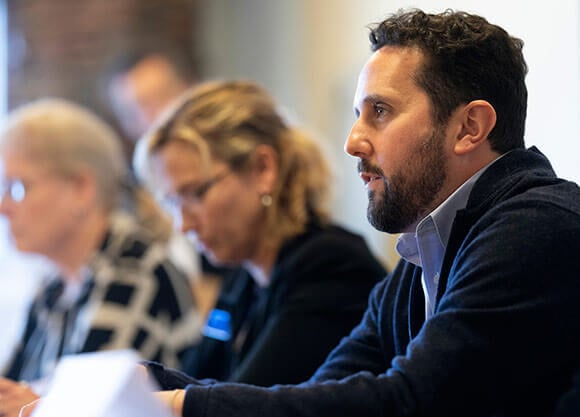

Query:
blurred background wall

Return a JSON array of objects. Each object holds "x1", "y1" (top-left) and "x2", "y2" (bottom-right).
[
  {"x1": 193, "y1": 0, "x2": 580, "y2": 270},
  {"x1": 0, "y1": 0, "x2": 579, "y2": 366},
  {"x1": 5, "y1": 0, "x2": 200, "y2": 156}
]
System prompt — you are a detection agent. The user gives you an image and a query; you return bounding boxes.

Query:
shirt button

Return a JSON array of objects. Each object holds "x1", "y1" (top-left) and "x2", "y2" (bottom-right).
[{"x1": 433, "y1": 273, "x2": 440, "y2": 285}]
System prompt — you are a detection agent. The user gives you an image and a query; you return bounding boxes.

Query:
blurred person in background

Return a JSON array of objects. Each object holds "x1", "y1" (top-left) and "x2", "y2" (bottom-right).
[
  {"x1": 107, "y1": 47, "x2": 197, "y2": 147},
  {"x1": 0, "y1": 98, "x2": 201, "y2": 417},
  {"x1": 106, "y1": 47, "x2": 229, "y2": 319},
  {"x1": 134, "y1": 80, "x2": 387, "y2": 385}
]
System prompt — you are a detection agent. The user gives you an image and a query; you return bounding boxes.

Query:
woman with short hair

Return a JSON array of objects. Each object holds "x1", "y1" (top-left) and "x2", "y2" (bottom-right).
[{"x1": 0, "y1": 98, "x2": 200, "y2": 415}]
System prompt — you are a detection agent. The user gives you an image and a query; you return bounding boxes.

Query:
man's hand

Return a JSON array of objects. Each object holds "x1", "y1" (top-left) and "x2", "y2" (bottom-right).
[{"x1": 155, "y1": 389, "x2": 185, "y2": 417}]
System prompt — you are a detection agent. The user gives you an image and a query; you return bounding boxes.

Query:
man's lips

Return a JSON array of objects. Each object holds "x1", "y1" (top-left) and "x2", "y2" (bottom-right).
[{"x1": 360, "y1": 172, "x2": 383, "y2": 185}]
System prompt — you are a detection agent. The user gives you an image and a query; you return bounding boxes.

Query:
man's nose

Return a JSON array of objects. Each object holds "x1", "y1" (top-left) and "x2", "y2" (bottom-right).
[{"x1": 344, "y1": 118, "x2": 372, "y2": 158}]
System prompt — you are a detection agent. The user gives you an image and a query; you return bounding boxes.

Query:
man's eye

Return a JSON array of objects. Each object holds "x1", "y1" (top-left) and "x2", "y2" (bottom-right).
[{"x1": 374, "y1": 104, "x2": 387, "y2": 116}]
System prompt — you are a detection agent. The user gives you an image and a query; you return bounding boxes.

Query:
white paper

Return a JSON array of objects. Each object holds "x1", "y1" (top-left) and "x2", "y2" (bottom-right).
[{"x1": 30, "y1": 349, "x2": 173, "y2": 417}]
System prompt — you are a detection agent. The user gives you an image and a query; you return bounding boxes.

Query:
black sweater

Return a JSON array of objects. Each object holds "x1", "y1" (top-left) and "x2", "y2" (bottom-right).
[{"x1": 171, "y1": 222, "x2": 386, "y2": 386}]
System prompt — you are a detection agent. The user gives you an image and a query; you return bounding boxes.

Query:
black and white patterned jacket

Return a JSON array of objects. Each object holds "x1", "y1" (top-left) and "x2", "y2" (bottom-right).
[{"x1": 2, "y1": 212, "x2": 202, "y2": 387}]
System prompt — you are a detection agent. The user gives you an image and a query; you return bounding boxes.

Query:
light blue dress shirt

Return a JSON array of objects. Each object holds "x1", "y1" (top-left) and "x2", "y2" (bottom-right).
[{"x1": 395, "y1": 156, "x2": 502, "y2": 318}]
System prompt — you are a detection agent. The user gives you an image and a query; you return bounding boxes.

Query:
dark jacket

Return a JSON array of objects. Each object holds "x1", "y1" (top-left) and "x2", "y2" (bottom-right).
[
  {"x1": 148, "y1": 147, "x2": 580, "y2": 417},
  {"x1": 168, "y1": 222, "x2": 386, "y2": 386},
  {"x1": 551, "y1": 371, "x2": 580, "y2": 417}
]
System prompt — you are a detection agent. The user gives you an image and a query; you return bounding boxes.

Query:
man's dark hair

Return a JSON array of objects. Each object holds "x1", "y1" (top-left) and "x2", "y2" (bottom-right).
[{"x1": 369, "y1": 9, "x2": 528, "y2": 152}]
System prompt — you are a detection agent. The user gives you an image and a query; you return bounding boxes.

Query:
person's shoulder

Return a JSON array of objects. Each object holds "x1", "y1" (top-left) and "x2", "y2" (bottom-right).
[
  {"x1": 270, "y1": 224, "x2": 386, "y2": 310},
  {"x1": 479, "y1": 174, "x2": 580, "y2": 232},
  {"x1": 473, "y1": 147, "x2": 580, "y2": 215},
  {"x1": 277, "y1": 222, "x2": 387, "y2": 282},
  {"x1": 294, "y1": 222, "x2": 375, "y2": 259},
  {"x1": 97, "y1": 212, "x2": 191, "y2": 286},
  {"x1": 105, "y1": 211, "x2": 170, "y2": 260}
]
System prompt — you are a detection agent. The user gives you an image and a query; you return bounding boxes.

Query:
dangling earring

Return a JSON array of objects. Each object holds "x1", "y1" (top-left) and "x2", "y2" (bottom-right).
[{"x1": 260, "y1": 194, "x2": 273, "y2": 207}]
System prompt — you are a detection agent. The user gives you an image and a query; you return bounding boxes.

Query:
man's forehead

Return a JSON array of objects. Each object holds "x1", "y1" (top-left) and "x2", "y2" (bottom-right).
[{"x1": 354, "y1": 47, "x2": 424, "y2": 104}]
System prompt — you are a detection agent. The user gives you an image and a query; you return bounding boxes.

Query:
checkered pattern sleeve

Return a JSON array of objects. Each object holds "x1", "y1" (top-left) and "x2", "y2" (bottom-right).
[{"x1": 75, "y1": 215, "x2": 203, "y2": 370}]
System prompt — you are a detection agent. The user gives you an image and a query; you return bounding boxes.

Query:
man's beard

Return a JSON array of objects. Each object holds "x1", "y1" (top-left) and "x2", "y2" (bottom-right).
[{"x1": 363, "y1": 127, "x2": 447, "y2": 234}]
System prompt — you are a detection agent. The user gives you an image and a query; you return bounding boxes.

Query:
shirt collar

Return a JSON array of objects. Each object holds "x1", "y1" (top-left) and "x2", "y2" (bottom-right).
[{"x1": 396, "y1": 155, "x2": 502, "y2": 266}]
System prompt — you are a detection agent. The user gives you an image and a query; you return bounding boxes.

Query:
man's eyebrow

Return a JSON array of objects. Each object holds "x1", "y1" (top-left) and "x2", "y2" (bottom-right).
[
  {"x1": 354, "y1": 93, "x2": 392, "y2": 115},
  {"x1": 363, "y1": 94, "x2": 385, "y2": 104},
  {"x1": 363, "y1": 93, "x2": 393, "y2": 106},
  {"x1": 354, "y1": 94, "x2": 377, "y2": 111}
]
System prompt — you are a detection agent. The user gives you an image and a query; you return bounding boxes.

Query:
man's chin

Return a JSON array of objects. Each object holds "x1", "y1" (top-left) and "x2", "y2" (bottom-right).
[{"x1": 367, "y1": 206, "x2": 407, "y2": 234}]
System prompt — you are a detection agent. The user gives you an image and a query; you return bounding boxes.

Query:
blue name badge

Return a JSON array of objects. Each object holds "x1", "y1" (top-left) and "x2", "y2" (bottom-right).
[{"x1": 202, "y1": 308, "x2": 232, "y2": 341}]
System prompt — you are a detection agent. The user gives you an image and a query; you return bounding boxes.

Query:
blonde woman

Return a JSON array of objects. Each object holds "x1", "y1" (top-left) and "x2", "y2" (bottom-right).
[
  {"x1": 135, "y1": 80, "x2": 386, "y2": 386},
  {"x1": 0, "y1": 99, "x2": 200, "y2": 416}
]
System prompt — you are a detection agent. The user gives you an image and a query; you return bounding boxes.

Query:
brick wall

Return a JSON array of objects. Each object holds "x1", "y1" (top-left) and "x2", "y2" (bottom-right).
[{"x1": 7, "y1": 0, "x2": 199, "y2": 151}]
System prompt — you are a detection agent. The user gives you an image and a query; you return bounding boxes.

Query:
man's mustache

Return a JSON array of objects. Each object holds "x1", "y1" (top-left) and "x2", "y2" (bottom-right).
[{"x1": 357, "y1": 159, "x2": 384, "y2": 177}]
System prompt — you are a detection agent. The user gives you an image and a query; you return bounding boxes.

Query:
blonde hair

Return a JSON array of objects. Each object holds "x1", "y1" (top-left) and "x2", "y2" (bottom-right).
[
  {"x1": 0, "y1": 98, "x2": 173, "y2": 241},
  {"x1": 136, "y1": 80, "x2": 332, "y2": 244}
]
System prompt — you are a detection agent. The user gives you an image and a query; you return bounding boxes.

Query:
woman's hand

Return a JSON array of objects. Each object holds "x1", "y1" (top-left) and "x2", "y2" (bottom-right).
[
  {"x1": 16, "y1": 399, "x2": 40, "y2": 417},
  {"x1": 0, "y1": 378, "x2": 39, "y2": 417}
]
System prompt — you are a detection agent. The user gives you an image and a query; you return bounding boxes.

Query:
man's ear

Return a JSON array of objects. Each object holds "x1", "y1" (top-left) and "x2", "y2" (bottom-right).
[
  {"x1": 453, "y1": 100, "x2": 497, "y2": 155},
  {"x1": 252, "y1": 144, "x2": 278, "y2": 195}
]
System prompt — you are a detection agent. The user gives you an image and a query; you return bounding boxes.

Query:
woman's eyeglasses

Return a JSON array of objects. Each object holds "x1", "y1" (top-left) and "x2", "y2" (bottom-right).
[
  {"x1": 160, "y1": 171, "x2": 230, "y2": 213},
  {"x1": 0, "y1": 178, "x2": 27, "y2": 203}
]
